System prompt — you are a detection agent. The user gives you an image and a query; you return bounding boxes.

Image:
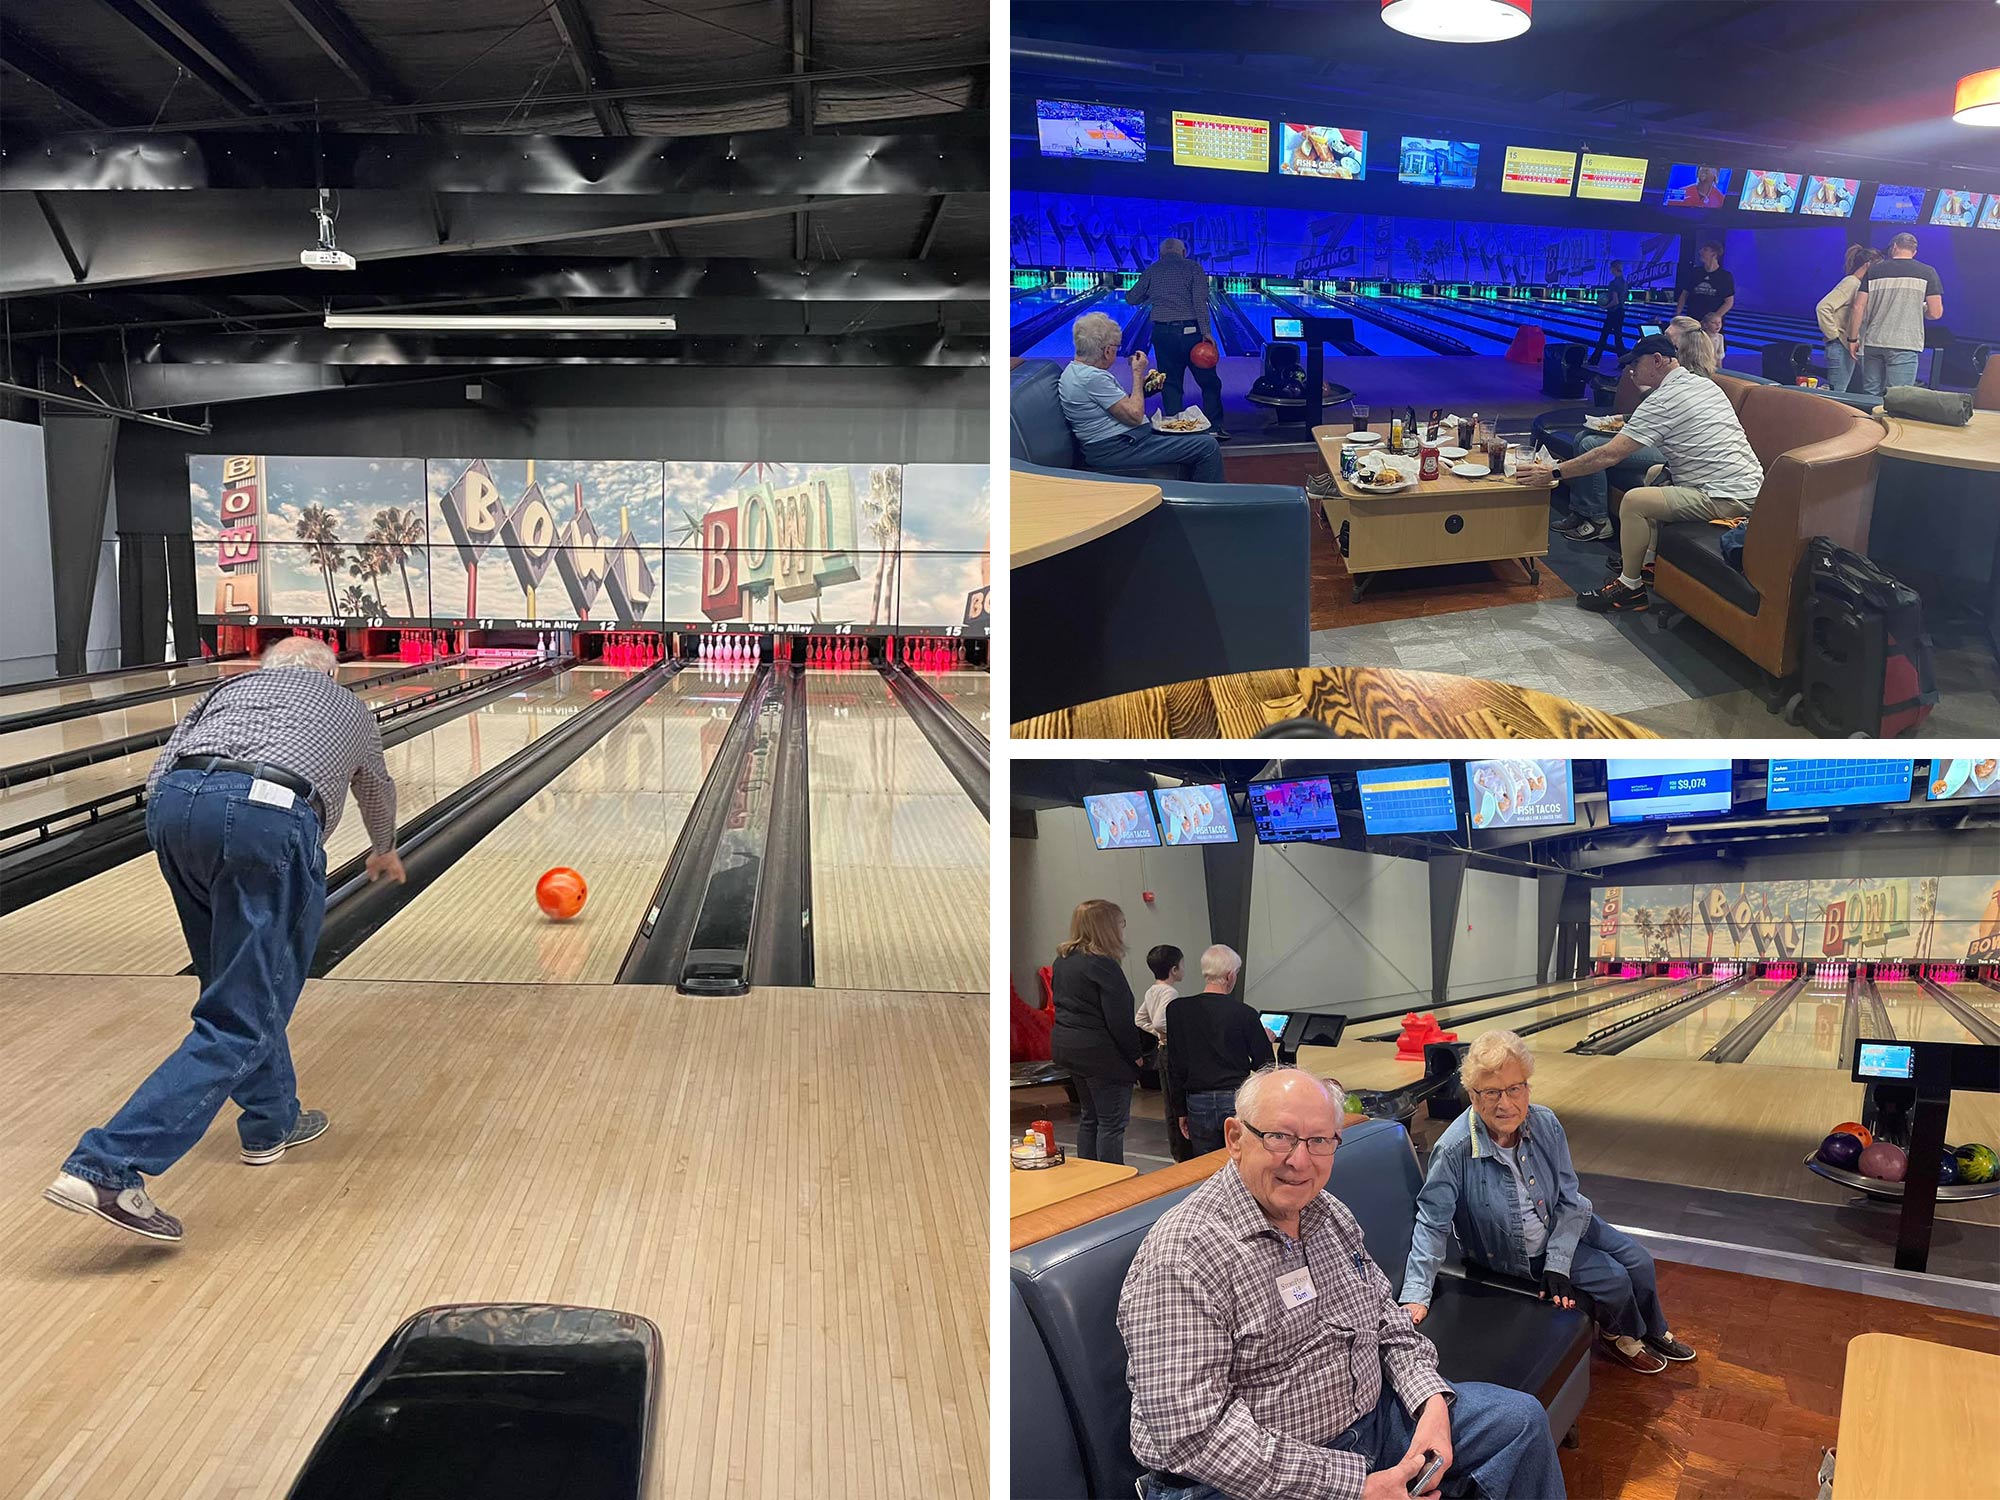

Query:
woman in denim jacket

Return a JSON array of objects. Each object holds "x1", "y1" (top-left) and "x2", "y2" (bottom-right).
[{"x1": 1397, "y1": 1030, "x2": 1696, "y2": 1375}]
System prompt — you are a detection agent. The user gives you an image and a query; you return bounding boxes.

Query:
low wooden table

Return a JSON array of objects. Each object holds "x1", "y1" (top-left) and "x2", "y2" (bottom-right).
[
  {"x1": 1872, "y1": 407, "x2": 2000, "y2": 473},
  {"x1": 1312, "y1": 424, "x2": 1554, "y2": 601},
  {"x1": 1008, "y1": 1157, "x2": 1138, "y2": 1218},
  {"x1": 1834, "y1": 1333, "x2": 2000, "y2": 1500},
  {"x1": 1013, "y1": 664, "x2": 1658, "y2": 739},
  {"x1": 1011, "y1": 472, "x2": 1165, "y2": 568}
]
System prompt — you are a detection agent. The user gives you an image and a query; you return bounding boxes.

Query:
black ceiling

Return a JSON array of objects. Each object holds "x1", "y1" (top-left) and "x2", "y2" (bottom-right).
[{"x1": 0, "y1": 0, "x2": 989, "y2": 405}]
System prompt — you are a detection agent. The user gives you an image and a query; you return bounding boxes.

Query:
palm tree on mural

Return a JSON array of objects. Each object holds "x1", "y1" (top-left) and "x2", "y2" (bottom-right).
[
  {"x1": 368, "y1": 506, "x2": 425, "y2": 616},
  {"x1": 295, "y1": 505, "x2": 346, "y2": 614},
  {"x1": 861, "y1": 466, "x2": 903, "y2": 626},
  {"x1": 337, "y1": 583, "x2": 374, "y2": 618},
  {"x1": 349, "y1": 543, "x2": 389, "y2": 613}
]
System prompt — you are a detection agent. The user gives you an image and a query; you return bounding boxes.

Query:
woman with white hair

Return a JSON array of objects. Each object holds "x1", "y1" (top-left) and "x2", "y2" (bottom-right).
[
  {"x1": 1056, "y1": 310, "x2": 1225, "y2": 484},
  {"x1": 1397, "y1": 1030, "x2": 1695, "y2": 1376},
  {"x1": 1162, "y1": 944, "x2": 1275, "y2": 1155}
]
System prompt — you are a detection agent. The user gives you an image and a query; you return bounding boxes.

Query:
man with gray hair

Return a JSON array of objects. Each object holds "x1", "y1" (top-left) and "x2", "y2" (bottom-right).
[
  {"x1": 1845, "y1": 231, "x2": 1944, "y2": 397},
  {"x1": 1126, "y1": 238, "x2": 1228, "y2": 437},
  {"x1": 1059, "y1": 310, "x2": 1225, "y2": 484},
  {"x1": 1120, "y1": 1066, "x2": 1566, "y2": 1499},
  {"x1": 1164, "y1": 944, "x2": 1273, "y2": 1155},
  {"x1": 44, "y1": 636, "x2": 406, "y2": 1243}
]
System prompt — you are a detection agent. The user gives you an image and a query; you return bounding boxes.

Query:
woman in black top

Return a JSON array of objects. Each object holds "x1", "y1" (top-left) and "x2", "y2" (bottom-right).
[
  {"x1": 1164, "y1": 944, "x2": 1276, "y2": 1156},
  {"x1": 1048, "y1": 899, "x2": 1154, "y2": 1164}
]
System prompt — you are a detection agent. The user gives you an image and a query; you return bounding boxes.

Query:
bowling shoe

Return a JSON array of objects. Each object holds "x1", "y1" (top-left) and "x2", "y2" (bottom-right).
[
  {"x1": 241, "y1": 1107, "x2": 329, "y2": 1166},
  {"x1": 1306, "y1": 472, "x2": 1339, "y2": 498},
  {"x1": 43, "y1": 1171, "x2": 184, "y2": 1243},
  {"x1": 1600, "y1": 1329, "x2": 1668, "y2": 1374},
  {"x1": 1644, "y1": 1331, "x2": 1696, "y2": 1362}
]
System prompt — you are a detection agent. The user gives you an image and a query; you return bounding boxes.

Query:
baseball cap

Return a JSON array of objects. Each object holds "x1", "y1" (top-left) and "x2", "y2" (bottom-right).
[{"x1": 1618, "y1": 334, "x2": 1678, "y2": 368}]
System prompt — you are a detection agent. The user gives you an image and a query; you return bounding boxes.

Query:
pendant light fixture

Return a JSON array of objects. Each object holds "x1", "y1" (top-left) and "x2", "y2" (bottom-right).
[
  {"x1": 1952, "y1": 67, "x2": 2000, "y2": 125},
  {"x1": 1380, "y1": 0, "x2": 1532, "y2": 44}
]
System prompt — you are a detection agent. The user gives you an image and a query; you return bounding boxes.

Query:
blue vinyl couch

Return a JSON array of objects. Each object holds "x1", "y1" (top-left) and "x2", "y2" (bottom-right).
[
  {"x1": 1009, "y1": 1120, "x2": 1592, "y2": 1500},
  {"x1": 1010, "y1": 359, "x2": 1311, "y2": 723}
]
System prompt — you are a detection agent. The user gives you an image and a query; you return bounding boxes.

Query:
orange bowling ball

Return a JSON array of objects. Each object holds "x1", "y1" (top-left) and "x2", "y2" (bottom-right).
[
  {"x1": 535, "y1": 867, "x2": 588, "y2": 921},
  {"x1": 1830, "y1": 1121, "x2": 1874, "y2": 1148},
  {"x1": 1190, "y1": 340, "x2": 1220, "y2": 369}
]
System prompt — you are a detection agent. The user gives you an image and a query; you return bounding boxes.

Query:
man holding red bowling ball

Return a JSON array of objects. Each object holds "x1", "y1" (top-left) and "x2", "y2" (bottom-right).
[{"x1": 1124, "y1": 238, "x2": 1230, "y2": 440}]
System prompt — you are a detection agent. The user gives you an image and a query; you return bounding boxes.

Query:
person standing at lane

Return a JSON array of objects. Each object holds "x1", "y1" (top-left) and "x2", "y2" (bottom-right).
[
  {"x1": 1816, "y1": 244, "x2": 1880, "y2": 393},
  {"x1": 1164, "y1": 945, "x2": 1276, "y2": 1156},
  {"x1": 1138, "y1": 945, "x2": 1193, "y2": 1163},
  {"x1": 1126, "y1": 238, "x2": 1230, "y2": 440},
  {"x1": 1049, "y1": 899, "x2": 1155, "y2": 1165},
  {"x1": 1588, "y1": 260, "x2": 1629, "y2": 366},
  {"x1": 1674, "y1": 240, "x2": 1735, "y2": 334},
  {"x1": 44, "y1": 637, "x2": 406, "y2": 1243},
  {"x1": 1846, "y1": 232, "x2": 1945, "y2": 397}
]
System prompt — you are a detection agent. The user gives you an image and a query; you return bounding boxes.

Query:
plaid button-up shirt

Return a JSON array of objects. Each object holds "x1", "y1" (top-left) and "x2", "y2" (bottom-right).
[
  {"x1": 1118, "y1": 1163, "x2": 1453, "y2": 1500},
  {"x1": 148, "y1": 666, "x2": 397, "y2": 852}
]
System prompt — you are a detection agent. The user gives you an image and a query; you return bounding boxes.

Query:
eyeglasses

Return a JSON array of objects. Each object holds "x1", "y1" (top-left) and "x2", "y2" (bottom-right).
[
  {"x1": 1469, "y1": 1083, "x2": 1530, "y2": 1106},
  {"x1": 1239, "y1": 1121, "x2": 1342, "y2": 1158}
]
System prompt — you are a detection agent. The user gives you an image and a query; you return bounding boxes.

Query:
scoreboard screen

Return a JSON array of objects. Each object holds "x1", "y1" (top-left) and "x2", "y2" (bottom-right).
[
  {"x1": 1173, "y1": 111, "x2": 1271, "y2": 173},
  {"x1": 1501, "y1": 146, "x2": 1577, "y2": 197}
]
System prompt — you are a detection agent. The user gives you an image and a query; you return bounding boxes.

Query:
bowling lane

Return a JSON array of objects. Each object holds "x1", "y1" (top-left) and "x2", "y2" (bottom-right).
[
  {"x1": 1302, "y1": 294, "x2": 1441, "y2": 357},
  {"x1": 1734, "y1": 980, "x2": 1857, "y2": 1069},
  {"x1": 805, "y1": 671, "x2": 986, "y2": 993},
  {"x1": 929, "y1": 670, "x2": 990, "y2": 734},
  {"x1": 1526, "y1": 977, "x2": 1716, "y2": 1053},
  {"x1": 1014, "y1": 288, "x2": 1112, "y2": 359},
  {"x1": 1874, "y1": 981, "x2": 1987, "y2": 1044},
  {"x1": 0, "y1": 664, "x2": 499, "y2": 831},
  {"x1": 0, "y1": 660, "x2": 230, "y2": 717},
  {"x1": 0, "y1": 669, "x2": 606, "y2": 977},
  {"x1": 1407, "y1": 975, "x2": 1654, "y2": 1034},
  {"x1": 0, "y1": 661, "x2": 379, "y2": 768},
  {"x1": 1622, "y1": 978, "x2": 1796, "y2": 1062},
  {"x1": 331, "y1": 667, "x2": 751, "y2": 985}
]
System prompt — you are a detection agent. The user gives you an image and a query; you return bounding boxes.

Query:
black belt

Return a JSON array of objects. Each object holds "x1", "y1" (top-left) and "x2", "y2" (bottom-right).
[
  {"x1": 1149, "y1": 1472, "x2": 1199, "y2": 1491},
  {"x1": 170, "y1": 755, "x2": 322, "y2": 818}
]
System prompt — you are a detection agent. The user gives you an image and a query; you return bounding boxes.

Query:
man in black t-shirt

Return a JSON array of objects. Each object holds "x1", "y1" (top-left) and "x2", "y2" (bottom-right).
[
  {"x1": 1675, "y1": 241, "x2": 1736, "y2": 327},
  {"x1": 1590, "y1": 259, "x2": 1630, "y2": 364},
  {"x1": 1164, "y1": 945, "x2": 1277, "y2": 1156}
]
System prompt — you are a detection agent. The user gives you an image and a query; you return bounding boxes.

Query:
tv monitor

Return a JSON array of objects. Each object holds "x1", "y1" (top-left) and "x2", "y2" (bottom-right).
[
  {"x1": 1577, "y1": 153, "x2": 1647, "y2": 203},
  {"x1": 1739, "y1": 169, "x2": 1801, "y2": 213},
  {"x1": 1173, "y1": 110, "x2": 1271, "y2": 173},
  {"x1": 1980, "y1": 194, "x2": 2000, "y2": 231},
  {"x1": 1606, "y1": 759, "x2": 1732, "y2": 823},
  {"x1": 1083, "y1": 790, "x2": 1160, "y2": 850},
  {"x1": 1663, "y1": 163, "x2": 1733, "y2": 208},
  {"x1": 1246, "y1": 775, "x2": 1340, "y2": 844},
  {"x1": 1639, "y1": 322, "x2": 1663, "y2": 337},
  {"x1": 1765, "y1": 758, "x2": 1915, "y2": 811},
  {"x1": 1931, "y1": 188, "x2": 1979, "y2": 228},
  {"x1": 1271, "y1": 316, "x2": 1304, "y2": 339},
  {"x1": 1467, "y1": 759, "x2": 1574, "y2": 830},
  {"x1": 1854, "y1": 1041, "x2": 1916, "y2": 1082},
  {"x1": 1356, "y1": 762, "x2": 1458, "y2": 836},
  {"x1": 1500, "y1": 146, "x2": 1576, "y2": 197},
  {"x1": 1799, "y1": 175, "x2": 1859, "y2": 219},
  {"x1": 1398, "y1": 137, "x2": 1477, "y2": 190},
  {"x1": 1278, "y1": 123, "x2": 1365, "y2": 180},
  {"x1": 1153, "y1": 782, "x2": 1237, "y2": 846},
  {"x1": 1927, "y1": 755, "x2": 2000, "y2": 801},
  {"x1": 1870, "y1": 183, "x2": 1926, "y2": 223},
  {"x1": 1035, "y1": 99, "x2": 1146, "y2": 163}
]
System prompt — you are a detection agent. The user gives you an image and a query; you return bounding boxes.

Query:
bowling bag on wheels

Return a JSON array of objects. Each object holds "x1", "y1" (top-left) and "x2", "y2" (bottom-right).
[{"x1": 1797, "y1": 538, "x2": 1937, "y2": 737}]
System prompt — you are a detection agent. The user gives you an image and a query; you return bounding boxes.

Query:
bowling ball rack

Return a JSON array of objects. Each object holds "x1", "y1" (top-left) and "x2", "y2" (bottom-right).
[{"x1": 1802, "y1": 1155, "x2": 2000, "y2": 1204}]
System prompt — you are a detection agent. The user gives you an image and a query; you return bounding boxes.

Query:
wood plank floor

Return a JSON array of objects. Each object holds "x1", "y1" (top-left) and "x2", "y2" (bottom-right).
[{"x1": 0, "y1": 974, "x2": 987, "y2": 1500}]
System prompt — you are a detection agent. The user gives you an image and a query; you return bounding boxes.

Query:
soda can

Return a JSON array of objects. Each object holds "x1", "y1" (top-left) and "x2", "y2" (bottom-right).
[{"x1": 1340, "y1": 445, "x2": 1357, "y2": 479}]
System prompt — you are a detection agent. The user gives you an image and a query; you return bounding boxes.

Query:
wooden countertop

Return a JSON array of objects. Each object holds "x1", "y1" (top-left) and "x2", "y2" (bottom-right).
[
  {"x1": 1010, "y1": 471, "x2": 1165, "y2": 568},
  {"x1": 1014, "y1": 664, "x2": 1659, "y2": 740},
  {"x1": 1834, "y1": 1333, "x2": 2000, "y2": 1499},
  {"x1": 1008, "y1": 1156, "x2": 1138, "y2": 1218},
  {"x1": 1311, "y1": 423, "x2": 1555, "y2": 499},
  {"x1": 1872, "y1": 407, "x2": 2000, "y2": 473}
]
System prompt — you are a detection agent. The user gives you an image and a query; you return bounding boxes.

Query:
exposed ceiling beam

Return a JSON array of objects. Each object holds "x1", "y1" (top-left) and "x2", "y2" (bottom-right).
[
  {"x1": 137, "y1": 329, "x2": 987, "y2": 367},
  {"x1": 273, "y1": 0, "x2": 402, "y2": 105},
  {"x1": 33, "y1": 194, "x2": 86, "y2": 282},
  {"x1": 913, "y1": 195, "x2": 949, "y2": 260},
  {"x1": 90, "y1": 0, "x2": 276, "y2": 119},
  {"x1": 793, "y1": 0, "x2": 814, "y2": 259},
  {"x1": 0, "y1": 23, "x2": 142, "y2": 128},
  {"x1": 547, "y1": 0, "x2": 629, "y2": 136}
]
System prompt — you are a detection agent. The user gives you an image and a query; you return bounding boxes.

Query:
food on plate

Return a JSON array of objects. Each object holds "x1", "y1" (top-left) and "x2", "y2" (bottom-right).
[{"x1": 1156, "y1": 413, "x2": 1206, "y2": 432}]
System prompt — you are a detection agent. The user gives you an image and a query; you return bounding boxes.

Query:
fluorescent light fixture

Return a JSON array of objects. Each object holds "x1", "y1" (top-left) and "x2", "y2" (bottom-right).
[{"x1": 323, "y1": 312, "x2": 678, "y2": 331}]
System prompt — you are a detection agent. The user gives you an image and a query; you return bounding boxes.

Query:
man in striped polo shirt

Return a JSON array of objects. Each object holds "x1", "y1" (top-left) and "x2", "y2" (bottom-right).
[
  {"x1": 1516, "y1": 333, "x2": 1764, "y2": 613},
  {"x1": 1844, "y1": 232, "x2": 1945, "y2": 398}
]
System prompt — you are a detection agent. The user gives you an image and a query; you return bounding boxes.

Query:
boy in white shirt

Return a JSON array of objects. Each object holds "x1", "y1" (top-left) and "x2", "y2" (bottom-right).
[{"x1": 1137, "y1": 945, "x2": 1183, "y2": 1042}]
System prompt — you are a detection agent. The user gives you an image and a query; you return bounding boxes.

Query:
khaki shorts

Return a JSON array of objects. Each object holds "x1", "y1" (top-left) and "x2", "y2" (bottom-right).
[{"x1": 1637, "y1": 485, "x2": 1753, "y2": 523}]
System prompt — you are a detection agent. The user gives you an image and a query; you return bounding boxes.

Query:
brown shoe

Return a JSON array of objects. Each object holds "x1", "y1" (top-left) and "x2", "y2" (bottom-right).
[
  {"x1": 44, "y1": 1171, "x2": 183, "y2": 1242},
  {"x1": 1601, "y1": 1328, "x2": 1667, "y2": 1374}
]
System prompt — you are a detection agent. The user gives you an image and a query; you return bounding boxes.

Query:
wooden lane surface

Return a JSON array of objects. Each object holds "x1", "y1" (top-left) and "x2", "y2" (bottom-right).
[
  {"x1": 1010, "y1": 471, "x2": 1163, "y2": 567},
  {"x1": 1294, "y1": 1032, "x2": 2000, "y2": 1225},
  {"x1": 331, "y1": 669, "x2": 748, "y2": 986},
  {"x1": 0, "y1": 973, "x2": 987, "y2": 1500},
  {"x1": 1833, "y1": 1334, "x2": 2000, "y2": 1500},
  {"x1": 1617, "y1": 979, "x2": 1790, "y2": 1062},
  {"x1": 0, "y1": 659, "x2": 229, "y2": 718},
  {"x1": 0, "y1": 670, "x2": 611, "y2": 977},
  {"x1": 0, "y1": 661, "x2": 364, "y2": 765},
  {"x1": 1008, "y1": 1156, "x2": 1136, "y2": 1218},
  {"x1": 1873, "y1": 407, "x2": 2000, "y2": 473},
  {"x1": 0, "y1": 664, "x2": 495, "y2": 827},
  {"x1": 804, "y1": 671, "x2": 987, "y2": 994},
  {"x1": 928, "y1": 669, "x2": 991, "y2": 733},
  {"x1": 1013, "y1": 665, "x2": 1660, "y2": 740}
]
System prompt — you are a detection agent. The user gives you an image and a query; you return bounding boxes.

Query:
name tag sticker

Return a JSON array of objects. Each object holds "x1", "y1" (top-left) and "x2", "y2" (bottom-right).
[
  {"x1": 1275, "y1": 1267, "x2": 1317, "y2": 1307},
  {"x1": 248, "y1": 779, "x2": 296, "y2": 809}
]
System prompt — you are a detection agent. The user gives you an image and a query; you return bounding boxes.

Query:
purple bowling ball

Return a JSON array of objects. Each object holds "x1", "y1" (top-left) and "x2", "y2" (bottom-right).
[
  {"x1": 1858, "y1": 1141, "x2": 1908, "y2": 1181},
  {"x1": 1818, "y1": 1131, "x2": 1865, "y2": 1170}
]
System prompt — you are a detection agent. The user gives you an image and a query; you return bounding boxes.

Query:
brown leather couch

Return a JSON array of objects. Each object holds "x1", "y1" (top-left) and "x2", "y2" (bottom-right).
[
  {"x1": 1629, "y1": 375, "x2": 1883, "y2": 682},
  {"x1": 1976, "y1": 353, "x2": 2000, "y2": 412}
]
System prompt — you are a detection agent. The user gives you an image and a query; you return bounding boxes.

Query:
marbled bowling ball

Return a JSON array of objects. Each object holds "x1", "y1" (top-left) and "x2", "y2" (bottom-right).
[
  {"x1": 1829, "y1": 1121, "x2": 1873, "y2": 1148},
  {"x1": 1817, "y1": 1132, "x2": 1865, "y2": 1171},
  {"x1": 535, "y1": 867, "x2": 588, "y2": 921},
  {"x1": 1954, "y1": 1143, "x2": 1997, "y2": 1184},
  {"x1": 1857, "y1": 1141, "x2": 1908, "y2": 1181}
]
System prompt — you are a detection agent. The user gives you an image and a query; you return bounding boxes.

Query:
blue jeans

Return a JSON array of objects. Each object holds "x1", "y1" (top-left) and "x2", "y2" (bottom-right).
[
  {"x1": 1543, "y1": 1215, "x2": 1667, "y2": 1342},
  {"x1": 1080, "y1": 428, "x2": 1226, "y2": 485},
  {"x1": 1144, "y1": 1380, "x2": 1564, "y2": 1500},
  {"x1": 1824, "y1": 338, "x2": 1856, "y2": 393},
  {"x1": 64, "y1": 769, "x2": 327, "y2": 1190},
  {"x1": 1074, "y1": 1074, "x2": 1134, "y2": 1165},
  {"x1": 1562, "y1": 430, "x2": 1665, "y2": 524},
  {"x1": 1183, "y1": 1088, "x2": 1235, "y2": 1156},
  {"x1": 1857, "y1": 347, "x2": 1918, "y2": 397},
  {"x1": 1154, "y1": 320, "x2": 1226, "y2": 429}
]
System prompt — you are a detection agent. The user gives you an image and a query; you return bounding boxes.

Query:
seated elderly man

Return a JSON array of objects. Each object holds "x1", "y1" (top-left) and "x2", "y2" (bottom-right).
[
  {"x1": 1119, "y1": 1066, "x2": 1566, "y2": 1500},
  {"x1": 1059, "y1": 311, "x2": 1226, "y2": 485},
  {"x1": 1399, "y1": 1031, "x2": 1695, "y2": 1377},
  {"x1": 1551, "y1": 317, "x2": 1705, "y2": 545}
]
